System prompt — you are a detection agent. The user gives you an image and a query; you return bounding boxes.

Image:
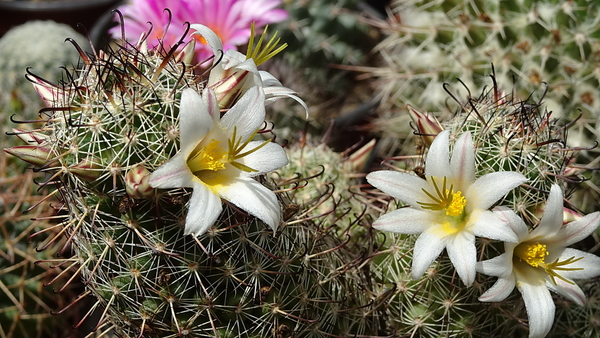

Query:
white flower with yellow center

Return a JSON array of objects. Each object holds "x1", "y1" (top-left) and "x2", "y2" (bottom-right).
[
  {"x1": 477, "y1": 184, "x2": 600, "y2": 338},
  {"x1": 366, "y1": 130, "x2": 526, "y2": 286},
  {"x1": 148, "y1": 86, "x2": 288, "y2": 237}
]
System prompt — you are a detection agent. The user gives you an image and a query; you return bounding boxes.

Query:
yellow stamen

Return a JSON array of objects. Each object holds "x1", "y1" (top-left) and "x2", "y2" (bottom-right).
[
  {"x1": 446, "y1": 191, "x2": 466, "y2": 217},
  {"x1": 515, "y1": 242, "x2": 548, "y2": 268},
  {"x1": 417, "y1": 177, "x2": 467, "y2": 217},
  {"x1": 227, "y1": 126, "x2": 271, "y2": 173},
  {"x1": 246, "y1": 22, "x2": 287, "y2": 66},
  {"x1": 187, "y1": 139, "x2": 227, "y2": 173},
  {"x1": 514, "y1": 242, "x2": 584, "y2": 285}
]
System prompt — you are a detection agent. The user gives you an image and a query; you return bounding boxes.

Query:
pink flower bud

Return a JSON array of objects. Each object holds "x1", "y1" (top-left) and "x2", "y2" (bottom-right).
[
  {"x1": 407, "y1": 105, "x2": 444, "y2": 147},
  {"x1": 4, "y1": 146, "x2": 57, "y2": 167},
  {"x1": 126, "y1": 165, "x2": 154, "y2": 199},
  {"x1": 69, "y1": 157, "x2": 102, "y2": 182}
]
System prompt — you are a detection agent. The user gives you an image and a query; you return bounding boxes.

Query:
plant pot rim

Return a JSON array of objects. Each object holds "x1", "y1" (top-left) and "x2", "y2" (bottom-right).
[{"x1": 0, "y1": 0, "x2": 120, "y2": 12}]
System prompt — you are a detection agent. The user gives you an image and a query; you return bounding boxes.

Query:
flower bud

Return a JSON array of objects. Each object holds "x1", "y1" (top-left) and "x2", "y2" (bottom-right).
[
  {"x1": 407, "y1": 105, "x2": 443, "y2": 147},
  {"x1": 12, "y1": 128, "x2": 48, "y2": 144},
  {"x1": 69, "y1": 157, "x2": 102, "y2": 182},
  {"x1": 4, "y1": 146, "x2": 57, "y2": 167},
  {"x1": 347, "y1": 139, "x2": 376, "y2": 172},
  {"x1": 126, "y1": 165, "x2": 154, "y2": 199},
  {"x1": 209, "y1": 69, "x2": 251, "y2": 109}
]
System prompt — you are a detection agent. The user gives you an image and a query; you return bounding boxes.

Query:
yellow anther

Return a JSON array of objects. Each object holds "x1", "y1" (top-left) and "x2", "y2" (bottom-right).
[
  {"x1": 446, "y1": 191, "x2": 466, "y2": 216},
  {"x1": 516, "y1": 242, "x2": 548, "y2": 268},
  {"x1": 187, "y1": 139, "x2": 227, "y2": 173}
]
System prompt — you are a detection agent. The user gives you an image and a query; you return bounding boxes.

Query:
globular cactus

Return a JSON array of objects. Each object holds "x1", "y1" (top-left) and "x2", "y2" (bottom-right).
[
  {"x1": 364, "y1": 0, "x2": 600, "y2": 200},
  {"x1": 0, "y1": 21, "x2": 88, "y2": 124},
  {"x1": 362, "y1": 75, "x2": 600, "y2": 337},
  {"x1": 5, "y1": 22, "x2": 373, "y2": 338}
]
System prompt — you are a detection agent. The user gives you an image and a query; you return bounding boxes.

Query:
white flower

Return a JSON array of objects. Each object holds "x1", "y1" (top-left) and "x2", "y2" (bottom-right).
[
  {"x1": 191, "y1": 23, "x2": 308, "y2": 113},
  {"x1": 477, "y1": 184, "x2": 600, "y2": 338},
  {"x1": 366, "y1": 130, "x2": 526, "y2": 286},
  {"x1": 148, "y1": 86, "x2": 288, "y2": 237}
]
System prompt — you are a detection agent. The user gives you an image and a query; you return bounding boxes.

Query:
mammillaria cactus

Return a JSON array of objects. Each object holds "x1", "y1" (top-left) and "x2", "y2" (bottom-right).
[{"x1": 4, "y1": 21, "x2": 372, "y2": 337}]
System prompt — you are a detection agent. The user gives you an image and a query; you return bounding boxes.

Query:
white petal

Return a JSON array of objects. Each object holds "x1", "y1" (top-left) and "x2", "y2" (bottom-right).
[
  {"x1": 450, "y1": 132, "x2": 475, "y2": 188},
  {"x1": 477, "y1": 252, "x2": 514, "y2": 277},
  {"x1": 556, "y1": 248, "x2": 600, "y2": 280},
  {"x1": 492, "y1": 206, "x2": 529, "y2": 239},
  {"x1": 366, "y1": 170, "x2": 429, "y2": 207},
  {"x1": 238, "y1": 141, "x2": 288, "y2": 177},
  {"x1": 412, "y1": 231, "x2": 446, "y2": 279},
  {"x1": 425, "y1": 130, "x2": 450, "y2": 178},
  {"x1": 546, "y1": 276, "x2": 586, "y2": 306},
  {"x1": 190, "y1": 24, "x2": 223, "y2": 57},
  {"x1": 219, "y1": 177, "x2": 281, "y2": 231},
  {"x1": 471, "y1": 210, "x2": 518, "y2": 242},
  {"x1": 372, "y1": 208, "x2": 433, "y2": 234},
  {"x1": 185, "y1": 181, "x2": 223, "y2": 237},
  {"x1": 517, "y1": 281, "x2": 555, "y2": 338},
  {"x1": 446, "y1": 232, "x2": 477, "y2": 286},
  {"x1": 220, "y1": 86, "x2": 266, "y2": 140},
  {"x1": 555, "y1": 211, "x2": 600, "y2": 246},
  {"x1": 467, "y1": 171, "x2": 527, "y2": 210},
  {"x1": 180, "y1": 89, "x2": 213, "y2": 148},
  {"x1": 532, "y1": 184, "x2": 564, "y2": 238},
  {"x1": 478, "y1": 275, "x2": 516, "y2": 302},
  {"x1": 148, "y1": 152, "x2": 193, "y2": 189}
]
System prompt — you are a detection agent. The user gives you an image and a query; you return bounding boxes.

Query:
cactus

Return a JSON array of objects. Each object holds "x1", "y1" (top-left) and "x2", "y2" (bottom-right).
[
  {"x1": 0, "y1": 21, "x2": 88, "y2": 124},
  {"x1": 5, "y1": 22, "x2": 376, "y2": 337},
  {"x1": 362, "y1": 0, "x2": 600, "y2": 213},
  {"x1": 0, "y1": 150, "x2": 82, "y2": 338}
]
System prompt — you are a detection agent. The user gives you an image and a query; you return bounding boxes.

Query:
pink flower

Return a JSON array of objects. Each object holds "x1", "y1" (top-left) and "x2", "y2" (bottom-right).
[{"x1": 110, "y1": 0, "x2": 288, "y2": 62}]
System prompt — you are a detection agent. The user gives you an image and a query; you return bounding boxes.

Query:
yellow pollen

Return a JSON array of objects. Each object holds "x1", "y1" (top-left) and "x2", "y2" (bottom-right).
[
  {"x1": 187, "y1": 139, "x2": 227, "y2": 173},
  {"x1": 516, "y1": 242, "x2": 548, "y2": 267},
  {"x1": 446, "y1": 191, "x2": 466, "y2": 216}
]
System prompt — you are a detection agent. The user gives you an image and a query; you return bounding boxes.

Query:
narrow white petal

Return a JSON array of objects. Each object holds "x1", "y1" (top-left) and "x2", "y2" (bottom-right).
[
  {"x1": 219, "y1": 177, "x2": 281, "y2": 231},
  {"x1": 180, "y1": 89, "x2": 213, "y2": 148},
  {"x1": 372, "y1": 208, "x2": 433, "y2": 234},
  {"x1": 238, "y1": 141, "x2": 288, "y2": 177},
  {"x1": 366, "y1": 170, "x2": 429, "y2": 207},
  {"x1": 446, "y1": 232, "x2": 477, "y2": 286},
  {"x1": 546, "y1": 276, "x2": 586, "y2": 306},
  {"x1": 492, "y1": 206, "x2": 529, "y2": 239},
  {"x1": 148, "y1": 153, "x2": 193, "y2": 189},
  {"x1": 517, "y1": 281, "x2": 555, "y2": 338},
  {"x1": 477, "y1": 252, "x2": 514, "y2": 277},
  {"x1": 479, "y1": 275, "x2": 516, "y2": 302},
  {"x1": 220, "y1": 86, "x2": 266, "y2": 140},
  {"x1": 425, "y1": 130, "x2": 450, "y2": 178},
  {"x1": 532, "y1": 184, "x2": 564, "y2": 238},
  {"x1": 450, "y1": 132, "x2": 475, "y2": 188},
  {"x1": 412, "y1": 231, "x2": 446, "y2": 279},
  {"x1": 556, "y1": 248, "x2": 600, "y2": 280},
  {"x1": 185, "y1": 181, "x2": 222, "y2": 237},
  {"x1": 471, "y1": 210, "x2": 519, "y2": 242},
  {"x1": 467, "y1": 171, "x2": 527, "y2": 210},
  {"x1": 554, "y1": 212, "x2": 600, "y2": 246},
  {"x1": 190, "y1": 24, "x2": 223, "y2": 56}
]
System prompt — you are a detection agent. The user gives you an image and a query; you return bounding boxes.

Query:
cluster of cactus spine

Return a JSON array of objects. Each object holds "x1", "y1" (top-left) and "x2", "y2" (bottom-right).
[
  {"x1": 4, "y1": 22, "x2": 378, "y2": 337},
  {"x1": 4, "y1": 4, "x2": 600, "y2": 338},
  {"x1": 0, "y1": 21, "x2": 88, "y2": 124},
  {"x1": 362, "y1": 0, "x2": 600, "y2": 212}
]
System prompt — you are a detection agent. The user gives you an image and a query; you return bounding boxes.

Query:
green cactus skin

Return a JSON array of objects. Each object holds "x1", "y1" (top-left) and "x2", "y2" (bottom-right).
[{"x1": 7, "y1": 28, "x2": 375, "y2": 337}]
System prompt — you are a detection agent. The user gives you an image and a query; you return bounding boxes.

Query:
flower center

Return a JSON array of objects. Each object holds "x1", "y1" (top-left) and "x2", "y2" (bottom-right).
[
  {"x1": 514, "y1": 241, "x2": 584, "y2": 285},
  {"x1": 417, "y1": 176, "x2": 467, "y2": 217},
  {"x1": 515, "y1": 242, "x2": 548, "y2": 267},
  {"x1": 187, "y1": 139, "x2": 228, "y2": 173}
]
